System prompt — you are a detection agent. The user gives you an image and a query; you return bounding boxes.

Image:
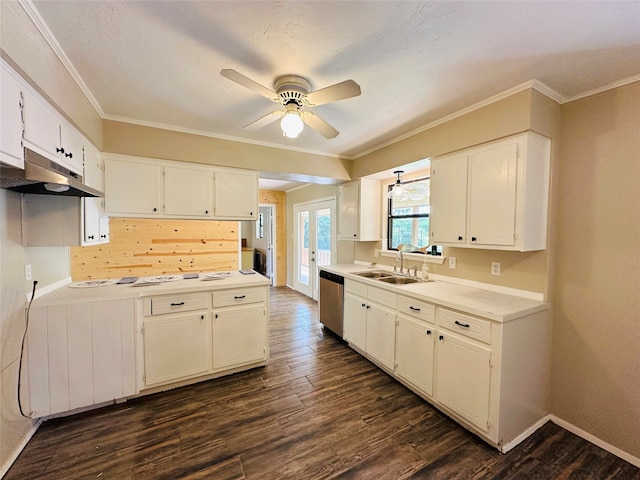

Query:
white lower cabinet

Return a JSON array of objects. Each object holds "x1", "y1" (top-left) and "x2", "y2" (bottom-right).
[
  {"x1": 341, "y1": 275, "x2": 550, "y2": 452},
  {"x1": 343, "y1": 292, "x2": 367, "y2": 350},
  {"x1": 343, "y1": 280, "x2": 396, "y2": 370},
  {"x1": 435, "y1": 330, "x2": 491, "y2": 431},
  {"x1": 27, "y1": 299, "x2": 137, "y2": 418},
  {"x1": 396, "y1": 314, "x2": 435, "y2": 397},
  {"x1": 143, "y1": 311, "x2": 211, "y2": 387},
  {"x1": 365, "y1": 303, "x2": 396, "y2": 370},
  {"x1": 141, "y1": 285, "x2": 269, "y2": 390},
  {"x1": 213, "y1": 304, "x2": 267, "y2": 370}
]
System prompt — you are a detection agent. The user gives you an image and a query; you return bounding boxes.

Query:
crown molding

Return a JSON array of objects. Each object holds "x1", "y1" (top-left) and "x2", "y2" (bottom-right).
[
  {"x1": 563, "y1": 74, "x2": 640, "y2": 103},
  {"x1": 18, "y1": 0, "x2": 105, "y2": 117}
]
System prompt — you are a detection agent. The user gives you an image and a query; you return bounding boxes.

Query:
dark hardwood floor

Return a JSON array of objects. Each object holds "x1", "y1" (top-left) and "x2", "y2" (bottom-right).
[{"x1": 7, "y1": 287, "x2": 638, "y2": 479}]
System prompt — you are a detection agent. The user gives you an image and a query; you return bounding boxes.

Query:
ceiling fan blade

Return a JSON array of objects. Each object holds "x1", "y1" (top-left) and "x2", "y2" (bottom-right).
[
  {"x1": 243, "y1": 111, "x2": 283, "y2": 130},
  {"x1": 301, "y1": 112, "x2": 339, "y2": 139},
  {"x1": 220, "y1": 69, "x2": 277, "y2": 101},
  {"x1": 305, "y1": 80, "x2": 361, "y2": 106}
]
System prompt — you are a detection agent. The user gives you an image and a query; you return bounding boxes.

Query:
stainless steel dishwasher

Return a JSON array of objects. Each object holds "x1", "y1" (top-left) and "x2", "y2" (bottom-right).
[{"x1": 319, "y1": 270, "x2": 344, "y2": 338}]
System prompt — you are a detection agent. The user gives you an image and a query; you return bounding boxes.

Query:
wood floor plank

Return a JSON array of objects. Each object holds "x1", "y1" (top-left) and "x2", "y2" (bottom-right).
[{"x1": 5, "y1": 286, "x2": 638, "y2": 480}]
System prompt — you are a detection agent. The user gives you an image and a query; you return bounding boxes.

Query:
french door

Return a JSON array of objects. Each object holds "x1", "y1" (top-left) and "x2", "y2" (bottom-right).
[{"x1": 293, "y1": 199, "x2": 336, "y2": 300}]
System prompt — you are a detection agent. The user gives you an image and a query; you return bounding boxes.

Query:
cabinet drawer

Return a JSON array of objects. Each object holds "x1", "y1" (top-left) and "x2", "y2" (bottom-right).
[
  {"x1": 213, "y1": 287, "x2": 265, "y2": 308},
  {"x1": 144, "y1": 292, "x2": 209, "y2": 316},
  {"x1": 345, "y1": 279, "x2": 368, "y2": 297},
  {"x1": 397, "y1": 296, "x2": 435, "y2": 323},
  {"x1": 368, "y1": 286, "x2": 396, "y2": 309},
  {"x1": 437, "y1": 308, "x2": 492, "y2": 344}
]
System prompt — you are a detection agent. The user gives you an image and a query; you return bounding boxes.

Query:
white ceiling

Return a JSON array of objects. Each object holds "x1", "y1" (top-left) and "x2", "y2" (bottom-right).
[{"x1": 27, "y1": 0, "x2": 640, "y2": 189}]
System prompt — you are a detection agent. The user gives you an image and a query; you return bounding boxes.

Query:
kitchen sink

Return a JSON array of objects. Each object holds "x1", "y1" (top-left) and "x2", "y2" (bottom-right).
[
  {"x1": 377, "y1": 276, "x2": 420, "y2": 285},
  {"x1": 353, "y1": 270, "x2": 394, "y2": 278}
]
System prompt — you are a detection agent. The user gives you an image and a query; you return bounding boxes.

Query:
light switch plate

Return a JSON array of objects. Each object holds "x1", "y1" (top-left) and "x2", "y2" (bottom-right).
[
  {"x1": 25, "y1": 264, "x2": 32, "y2": 281},
  {"x1": 449, "y1": 257, "x2": 456, "y2": 269}
]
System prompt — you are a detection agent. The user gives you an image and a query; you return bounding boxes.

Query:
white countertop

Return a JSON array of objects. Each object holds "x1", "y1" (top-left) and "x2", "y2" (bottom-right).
[
  {"x1": 33, "y1": 271, "x2": 271, "y2": 307},
  {"x1": 321, "y1": 264, "x2": 548, "y2": 322}
]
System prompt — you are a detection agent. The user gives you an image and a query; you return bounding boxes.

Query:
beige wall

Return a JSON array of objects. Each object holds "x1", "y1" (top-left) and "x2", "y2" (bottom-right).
[
  {"x1": 0, "y1": 1, "x2": 102, "y2": 147},
  {"x1": 103, "y1": 120, "x2": 352, "y2": 183},
  {"x1": 551, "y1": 81, "x2": 640, "y2": 458}
]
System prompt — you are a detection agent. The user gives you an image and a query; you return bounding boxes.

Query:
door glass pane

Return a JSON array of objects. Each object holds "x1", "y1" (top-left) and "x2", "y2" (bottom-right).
[
  {"x1": 316, "y1": 208, "x2": 331, "y2": 268},
  {"x1": 297, "y1": 211, "x2": 309, "y2": 286}
]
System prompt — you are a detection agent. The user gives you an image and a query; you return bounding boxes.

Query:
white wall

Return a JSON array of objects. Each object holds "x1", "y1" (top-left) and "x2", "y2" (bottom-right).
[{"x1": 0, "y1": 189, "x2": 70, "y2": 474}]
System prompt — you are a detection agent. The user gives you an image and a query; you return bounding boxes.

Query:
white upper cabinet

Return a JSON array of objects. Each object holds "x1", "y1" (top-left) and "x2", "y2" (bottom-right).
[
  {"x1": 82, "y1": 142, "x2": 109, "y2": 245},
  {"x1": 104, "y1": 156, "x2": 163, "y2": 216},
  {"x1": 0, "y1": 62, "x2": 24, "y2": 169},
  {"x1": 213, "y1": 168, "x2": 258, "y2": 220},
  {"x1": 429, "y1": 154, "x2": 468, "y2": 245},
  {"x1": 164, "y1": 164, "x2": 213, "y2": 217},
  {"x1": 430, "y1": 132, "x2": 551, "y2": 251},
  {"x1": 338, "y1": 179, "x2": 381, "y2": 241},
  {"x1": 22, "y1": 88, "x2": 84, "y2": 175},
  {"x1": 104, "y1": 156, "x2": 258, "y2": 221}
]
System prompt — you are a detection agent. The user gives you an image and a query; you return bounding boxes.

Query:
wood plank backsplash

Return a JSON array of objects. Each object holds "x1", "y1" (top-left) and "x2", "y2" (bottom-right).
[
  {"x1": 71, "y1": 217, "x2": 239, "y2": 280},
  {"x1": 71, "y1": 190, "x2": 287, "y2": 283}
]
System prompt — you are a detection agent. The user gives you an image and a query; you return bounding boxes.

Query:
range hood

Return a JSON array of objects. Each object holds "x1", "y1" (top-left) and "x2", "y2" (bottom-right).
[{"x1": 0, "y1": 148, "x2": 102, "y2": 197}]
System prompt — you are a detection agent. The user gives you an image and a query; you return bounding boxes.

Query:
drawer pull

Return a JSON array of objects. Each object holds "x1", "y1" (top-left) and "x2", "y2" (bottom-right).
[
  {"x1": 409, "y1": 306, "x2": 421, "y2": 312},
  {"x1": 234, "y1": 295, "x2": 246, "y2": 300},
  {"x1": 454, "y1": 320, "x2": 470, "y2": 328},
  {"x1": 170, "y1": 302, "x2": 185, "y2": 306}
]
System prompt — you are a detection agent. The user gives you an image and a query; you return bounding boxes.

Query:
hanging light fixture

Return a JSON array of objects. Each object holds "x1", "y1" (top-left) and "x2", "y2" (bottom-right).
[
  {"x1": 387, "y1": 170, "x2": 427, "y2": 201},
  {"x1": 280, "y1": 104, "x2": 304, "y2": 138},
  {"x1": 388, "y1": 170, "x2": 406, "y2": 199}
]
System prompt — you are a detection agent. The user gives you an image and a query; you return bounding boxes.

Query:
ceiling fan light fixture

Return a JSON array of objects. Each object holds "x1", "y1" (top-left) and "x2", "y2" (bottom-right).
[{"x1": 281, "y1": 111, "x2": 304, "y2": 138}]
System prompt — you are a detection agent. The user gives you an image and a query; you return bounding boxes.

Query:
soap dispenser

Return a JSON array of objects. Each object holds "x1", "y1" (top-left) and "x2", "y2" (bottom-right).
[{"x1": 421, "y1": 258, "x2": 429, "y2": 281}]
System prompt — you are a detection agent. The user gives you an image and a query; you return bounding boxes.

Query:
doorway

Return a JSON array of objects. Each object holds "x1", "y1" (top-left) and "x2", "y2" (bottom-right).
[
  {"x1": 240, "y1": 204, "x2": 276, "y2": 286},
  {"x1": 293, "y1": 198, "x2": 336, "y2": 300}
]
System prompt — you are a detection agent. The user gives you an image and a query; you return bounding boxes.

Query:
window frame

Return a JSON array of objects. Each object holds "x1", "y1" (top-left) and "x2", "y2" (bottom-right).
[{"x1": 387, "y1": 176, "x2": 430, "y2": 252}]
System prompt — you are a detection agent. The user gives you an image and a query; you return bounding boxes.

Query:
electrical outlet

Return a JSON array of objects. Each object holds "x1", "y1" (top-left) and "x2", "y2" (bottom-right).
[
  {"x1": 374, "y1": 248, "x2": 379, "y2": 258},
  {"x1": 25, "y1": 264, "x2": 32, "y2": 281},
  {"x1": 448, "y1": 256, "x2": 457, "y2": 269},
  {"x1": 491, "y1": 262, "x2": 501, "y2": 276}
]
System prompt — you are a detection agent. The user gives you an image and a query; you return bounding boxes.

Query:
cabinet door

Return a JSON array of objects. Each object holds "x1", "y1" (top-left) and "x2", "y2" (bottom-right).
[
  {"x1": 164, "y1": 164, "x2": 213, "y2": 217},
  {"x1": 338, "y1": 182, "x2": 359, "y2": 239},
  {"x1": 213, "y1": 169, "x2": 257, "y2": 219},
  {"x1": 396, "y1": 314, "x2": 435, "y2": 396},
  {"x1": 435, "y1": 331, "x2": 491, "y2": 431},
  {"x1": 467, "y1": 141, "x2": 518, "y2": 246},
  {"x1": 343, "y1": 293, "x2": 367, "y2": 350},
  {"x1": 104, "y1": 158, "x2": 162, "y2": 216},
  {"x1": 366, "y1": 303, "x2": 396, "y2": 370},
  {"x1": 430, "y1": 154, "x2": 468, "y2": 244},
  {"x1": 143, "y1": 311, "x2": 211, "y2": 387},
  {"x1": 59, "y1": 124, "x2": 84, "y2": 175},
  {"x1": 83, "y1": 142, "x2": 103, "y2": 191},
  {"x1": 22, "y1": 88, "x2": 60, "y2": 161},
  {"x1": 0, "y1": 64, "x2": 24, "y2": 168},
  {"x1": 213, "y1": 304, "x2": 266, "y2": 370}
]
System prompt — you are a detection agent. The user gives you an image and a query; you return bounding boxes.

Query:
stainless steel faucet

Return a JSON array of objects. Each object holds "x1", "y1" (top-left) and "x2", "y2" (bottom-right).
[{"x1": 397, "y1": 251, "x2": 404, "y2": 274}]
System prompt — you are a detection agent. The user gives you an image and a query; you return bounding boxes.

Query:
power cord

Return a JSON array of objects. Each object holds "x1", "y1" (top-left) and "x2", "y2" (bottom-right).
[{"x1": 17, "y1": 280, "x2": 38, "y2": 418}]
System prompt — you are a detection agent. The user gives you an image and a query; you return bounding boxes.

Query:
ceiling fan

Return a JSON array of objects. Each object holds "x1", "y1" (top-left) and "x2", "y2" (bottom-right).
[{"x1": 220, "y1": 69, "x2": 361, "y2": 139}]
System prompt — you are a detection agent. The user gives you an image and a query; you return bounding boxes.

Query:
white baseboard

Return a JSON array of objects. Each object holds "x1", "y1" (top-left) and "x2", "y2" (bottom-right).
[
  {"x1": 0, "y1": 419, "x2": 42, "y2": 478},
  {"x1": 501, "y1": 415, "x2": 551, "y2": 453},
  {"x1": 550, "y1": 415, "x2": 640, "y2": 468}
]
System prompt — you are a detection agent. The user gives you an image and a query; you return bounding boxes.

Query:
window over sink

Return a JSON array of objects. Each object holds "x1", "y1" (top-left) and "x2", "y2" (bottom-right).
[{"x1": 387, "y1": 176, "x2": 430, "y2": 251}]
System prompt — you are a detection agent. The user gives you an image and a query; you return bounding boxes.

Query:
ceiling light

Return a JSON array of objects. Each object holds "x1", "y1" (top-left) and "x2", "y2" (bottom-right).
[
  {"x1": 280, "y1": 111, "x2": 304, "y2": 138},
  {"x1": 388, "y1": 170, "x2": 406, "y2": 199}
]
